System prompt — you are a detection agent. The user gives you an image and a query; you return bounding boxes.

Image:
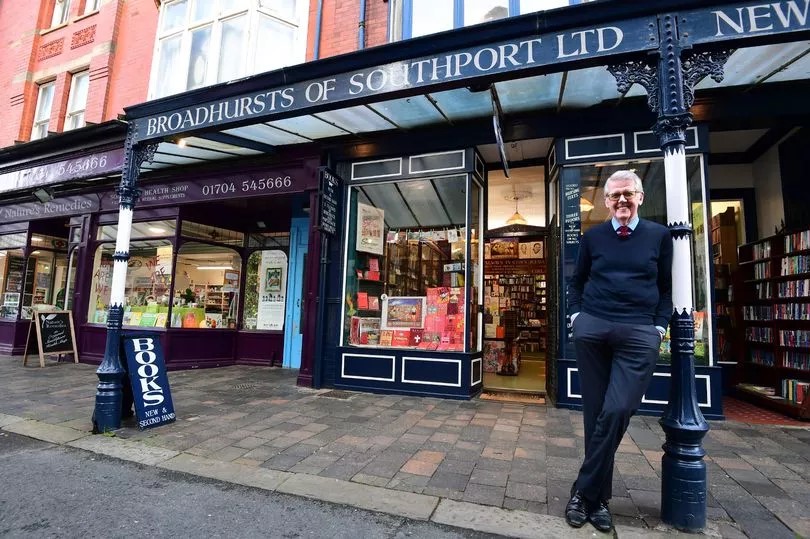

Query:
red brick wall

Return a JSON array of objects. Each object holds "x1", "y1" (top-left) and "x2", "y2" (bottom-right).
[
  {"x1": 307, "y1": 0, "x2": 391, "y2": 60},
  {"x1": 0, "y1": 0, "x2": 157, "y2": 148}
]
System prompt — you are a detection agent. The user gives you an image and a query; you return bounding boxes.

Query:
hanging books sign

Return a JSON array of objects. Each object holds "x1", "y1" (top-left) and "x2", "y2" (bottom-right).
[
  {"x1": 318, "y1": 167, "x2": 341, "y2": 236},
  {"x1": 257, "y1": 250, "x2": 288, "y2": 330},
  {"x1": 356, "y1": 202, "x2": 384, "y2": 255}
]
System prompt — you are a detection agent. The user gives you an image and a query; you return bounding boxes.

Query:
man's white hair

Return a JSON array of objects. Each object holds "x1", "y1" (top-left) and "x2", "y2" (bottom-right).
[{"x1": 605, "y1": 170, "x2": 643, "y2": 193}]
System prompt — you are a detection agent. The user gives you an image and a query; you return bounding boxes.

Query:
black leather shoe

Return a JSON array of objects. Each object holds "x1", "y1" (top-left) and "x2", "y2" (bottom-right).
[
  {"x1": 565, "y1": 491, "x2": 589, "y2": 528},
  {"x1": 589, "y1": 500, "x2": 613, "y2": 532}
]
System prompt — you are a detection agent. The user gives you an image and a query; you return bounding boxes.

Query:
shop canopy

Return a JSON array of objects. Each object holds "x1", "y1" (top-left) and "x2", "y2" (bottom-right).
[{"x1": 122, "y1": 0, "x2": 810, "y2": 175}]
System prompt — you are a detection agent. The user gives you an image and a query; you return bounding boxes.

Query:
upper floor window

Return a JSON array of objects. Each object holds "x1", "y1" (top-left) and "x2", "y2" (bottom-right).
[
  {"x1": 150, "y1": 0, "x2": 308, "y2": 99},
  {"x1": 65, "y1": 70, "x2": 89, "y2": 131},
  {"x1": 84, "y1": 0, "x2": 101, "y2": 14},
  {"x1": 51, "y1": 0, "x2": 72, "y2": 27},
  {"x1": 396, "y1": 0, "x2": 577, "y2": 40},
  {"x1": 31, "y1": 82, "x2": 55, "y2": 141}
]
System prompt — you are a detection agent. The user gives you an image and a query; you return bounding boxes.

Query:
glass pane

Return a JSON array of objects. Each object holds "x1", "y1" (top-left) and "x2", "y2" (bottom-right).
[
  {"x1": 172, "y1": 242, "x2": 241, "y2": 329},
  {"x1": 187, "y1": 25, "x2": 213, "y2": 90},
  {"x1": 0, "y1": 249, "x2": 26, "y2": 319},
  {"x1": 243, "y1": 250, "x2": 288, "y2": 330},
  {"x1": 260, "y1": 0, "x2": 296, "y2": 20},
  {"x1": 342, "y1": 181, "x2": 468, "y2": 351},
  {"x1": 464, "y1": 0, "x2": 508, "y2": 26},
  {"x1": 411, "y1": 0, "x2": 453, "y2": 38},
  {"x1": 21, "y1": 251, "x2": 55, "y2": 319},
  {"x1": 162, "y1": 0, "x2": 188, "y2": 33},
  {"x1": 564, "y1": 157, "x2": 710, "y2": 365},
  {"x1": 97, "y1": 220, "x2": 177, "y2": 241},
  {"x1": 63, "y1": 250, "x2": 78, "y2": 310},
  {"x1": 218, "y1": 16, "x2": 247, "y2": 83},
  {"x1": 68, "y1": 72, "x2": 89, "y2": 114},
  {"x1": 30, "y1": 234, "x2": 68, "y2": 250},
  {"x1": 181, "y1": 221, "x2": 243, "y2": 246},
  {"x1": 0, "y1": 233, "x2": 27, "y2": 249},
  {"x1": 88, "y1": 242, "x2": 174, "y2": 326},
  {"x1": 35, "y1": 84, "x2": 55, "y2": 122},
  {"x1": 255, "y1": 15, "x2": 296, "y2": 73},
  {"x1": 519, "y1": 0, "x2": 571, "y2": 14},
  {"x1": 190, "y1": 0, "x2": 215, "y2": 21},
  {"x1": 156, "y1": 35, "x2": 183, "y2": 98}
]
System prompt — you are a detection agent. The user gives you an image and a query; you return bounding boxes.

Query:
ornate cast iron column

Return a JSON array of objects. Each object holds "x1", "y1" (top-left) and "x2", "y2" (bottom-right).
[
  {"x1": 608, "y1": 15, "x2": 731, "y2": 533},
  {"x1": 92, "y1": 132, "x2": 157, "y2": 433}
]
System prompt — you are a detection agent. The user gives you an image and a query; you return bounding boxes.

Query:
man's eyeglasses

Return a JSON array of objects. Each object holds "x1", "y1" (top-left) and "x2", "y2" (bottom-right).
[{"x1": 605, "y1": 190, "x2": 639, "y2": 201}]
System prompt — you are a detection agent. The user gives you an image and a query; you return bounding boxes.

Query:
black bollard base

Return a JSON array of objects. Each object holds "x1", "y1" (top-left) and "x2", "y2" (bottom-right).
[
  {"x1": 92, "y1": 373, "x2": 123, "y2": 434},
  {"x1": 661, "y1": 452, "x2": 707, "y2": 532}
]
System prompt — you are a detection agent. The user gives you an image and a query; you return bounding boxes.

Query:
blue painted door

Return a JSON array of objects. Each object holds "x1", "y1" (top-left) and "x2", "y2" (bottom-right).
[{"x1": 283, "y1": 218, "x2": 309, "y2": 368}]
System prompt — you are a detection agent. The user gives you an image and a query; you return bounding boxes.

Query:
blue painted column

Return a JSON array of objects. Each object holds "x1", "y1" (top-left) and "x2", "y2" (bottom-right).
[
  {"x1": 609, "y1": 16, "x2": 732, "y2": 532},
  {"x1": 92, "y1": 133, "x2": 157, "y2": 433}
]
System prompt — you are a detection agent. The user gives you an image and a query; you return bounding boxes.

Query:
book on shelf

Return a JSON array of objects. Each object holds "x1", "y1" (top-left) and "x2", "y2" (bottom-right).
[
  {"x1": 357, "y1": 292, "x2": 369, "y2": 310},
  {"x1": 368, "y1": 257, "x2": 380, "y2": 272},
  {"x1": 368, "y1": 296, "x2": 379, "y2": 310}
]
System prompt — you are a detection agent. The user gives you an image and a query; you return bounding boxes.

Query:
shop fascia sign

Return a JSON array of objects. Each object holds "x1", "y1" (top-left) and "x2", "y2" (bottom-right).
[
  {"x1": 0, "y1": 194, "x2": 100, "y2": 222},
  {"x1": 682, "y1": 0, "x2": 809, "y2": 45},
  {"x1": 0, "y1": 148, "x2": 124, "y2": 195},
  {"x1": 135, "y1": 17, "x2": 659, "y2": 142}
]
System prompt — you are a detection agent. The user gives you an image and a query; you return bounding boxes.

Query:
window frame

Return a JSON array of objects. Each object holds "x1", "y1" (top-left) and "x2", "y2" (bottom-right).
[
  {"x1": 51, "y1": 0, "x2": 72, "y2": 27},
  {"x1": 65, "y1": 70, "x2": 90, "y2": 131},
  {"x1": 400, "y1": 0, "x2": 578, "y2": 39},
  {"x1": 31, "y1": 81, "x2": 56, "y2": 141},
  {"x1": 83, "y1": 0, "x2": 100, "y2": 14},
  {"x1": 148, "y1": 0, "x2": 308, "y2": 99}
]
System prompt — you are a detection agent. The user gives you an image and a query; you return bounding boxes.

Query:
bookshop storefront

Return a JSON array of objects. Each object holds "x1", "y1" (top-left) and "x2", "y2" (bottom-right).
[{"x1": 116, "y1": 0, "x2": 809, "y2": 408}]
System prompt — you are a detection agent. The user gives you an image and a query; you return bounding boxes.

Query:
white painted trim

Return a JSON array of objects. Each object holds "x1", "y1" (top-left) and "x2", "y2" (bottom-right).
[
  {"x1": 401, "y1": 356, "x2": 462, "y2": 387},
  {"x1": 566, "y1": 368, "x2": 581, "y2": 399},
  {"x1": 641, "y1": 372, "x2": 712, "y2": 408},
  {"x1": 351, "y1": 158, "x2": 402, "y2": 180},
  {"x1": 408, "y1": 149, "x2": 466, "y2": 174},
  {"x1": 633, "y1": 127, "x2": 699, "y2": 153},
  {"x1": 564, "y1": 134, "x2": 625, "y2": 161},
  {"x1": 471, "y1": 358, "x2": 482, "y2": 386},
  {"x1": 565, "y1": 368, "x2": 712, "y2": 408},
  {"x1": 717, "y1": 361, "x2": 737, "y2": 365},
  {"x1": 341, "y1": 353, "x2": 396, "y2": 382}
]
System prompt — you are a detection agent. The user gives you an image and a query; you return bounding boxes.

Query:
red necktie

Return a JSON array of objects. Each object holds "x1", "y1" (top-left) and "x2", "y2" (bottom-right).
[{"x1": 617, "y1": 225, "x2": 631, "y2": 237}]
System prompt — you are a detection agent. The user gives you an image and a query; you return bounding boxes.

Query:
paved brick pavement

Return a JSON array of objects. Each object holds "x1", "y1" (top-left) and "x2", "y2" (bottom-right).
[{"x1": 1, "y1": 359, "x2": 808, "y2": 538}]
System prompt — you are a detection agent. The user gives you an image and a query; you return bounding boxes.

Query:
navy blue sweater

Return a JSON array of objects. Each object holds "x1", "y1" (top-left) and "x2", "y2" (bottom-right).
[{"x1": 568, "y1": 219, "x2": 673, "y2": 328}]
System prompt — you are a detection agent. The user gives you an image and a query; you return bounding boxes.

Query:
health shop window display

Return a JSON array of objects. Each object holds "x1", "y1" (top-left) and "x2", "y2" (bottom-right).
[
  {"x1": 172, "y1": 242, "x2": 242, "y2": 329},
  {"x1": 243, "y1": 232, "x2": 291, "y2": 331},
  {"x1": 566, "y1": 156, "x2": 712, "y2": 365},
  {"x1": 342, "y1": 173, "x2": 483, "y2": 353},
  {"x1": 88, "y1": 219, "x2": 178, "y2": 327}
]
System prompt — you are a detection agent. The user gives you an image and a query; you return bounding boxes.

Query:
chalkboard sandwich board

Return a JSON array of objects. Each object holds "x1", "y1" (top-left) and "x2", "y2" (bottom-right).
[{"x1": 23, "y1": 310, "x2": 79, "y2": 368}]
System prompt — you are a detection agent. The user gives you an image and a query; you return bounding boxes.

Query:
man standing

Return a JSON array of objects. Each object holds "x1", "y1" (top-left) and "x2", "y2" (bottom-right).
[{"x1": 565, "y1": 170, "x2": 673, "y2": 532}]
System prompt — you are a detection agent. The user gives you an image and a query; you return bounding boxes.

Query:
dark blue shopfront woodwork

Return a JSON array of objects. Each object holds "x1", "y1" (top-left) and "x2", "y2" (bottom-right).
[
  {"x1": 336, "y1": 347, "x2": 483, "y2": 399},
  {"x1": 558, "y1": 359, "x2": 724, "y2": 420}
]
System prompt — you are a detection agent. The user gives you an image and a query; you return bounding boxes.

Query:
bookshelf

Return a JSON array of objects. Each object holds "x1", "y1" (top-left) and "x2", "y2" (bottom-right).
[
  {"x1": 711, "y1": 209, "x2": 739, "y2": 367},
  {"x1": 735, "y1": 227, "x2": 810, "y2": 420}
]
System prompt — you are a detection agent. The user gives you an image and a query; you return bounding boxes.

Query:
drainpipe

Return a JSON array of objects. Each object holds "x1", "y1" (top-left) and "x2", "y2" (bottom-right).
[
  {"x1": 313, "y1": 0, "x2": 324, "y2": 60},
  {"x1": 358, "y1": 0, "x2": 367, "y2": 50}
]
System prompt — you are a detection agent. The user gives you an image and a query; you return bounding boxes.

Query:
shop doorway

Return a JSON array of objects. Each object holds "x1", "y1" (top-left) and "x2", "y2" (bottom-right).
[
  {"x1": 482, "y1": 166, "x2": 548, "y2": 396},
  {"x1": 283, "y1": 217, "x2": 309, "y2": 368}
]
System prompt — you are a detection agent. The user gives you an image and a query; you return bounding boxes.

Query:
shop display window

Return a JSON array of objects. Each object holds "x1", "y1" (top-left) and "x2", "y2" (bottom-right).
[
  {"x1": 0, "y1": 248, "x2": 25, "y2": 319},
  {"x1": 88, "y1": 241, "x2": 174, "y2": 327},
  {"x1": 97, "y1": 219, "x2": 177, "y2": 241},
  {"x1": 342, "y1": 174, "x2": 481, "y2": 352},
  {"x1": 565, "y1": 157, "x2": 711, "y2": 365},
  {"x1": 171, "y1": 242, "x2": 241, "y2": 329},
  {"x1": 243, "y1": 247, "x2": 290, "y2": 331},
  {"x1": 21, "y1": 249, "x2": 69, "y2": 319}
]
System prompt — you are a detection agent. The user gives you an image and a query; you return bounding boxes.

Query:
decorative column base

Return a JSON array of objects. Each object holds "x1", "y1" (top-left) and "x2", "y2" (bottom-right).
[
  {"x1": 92, "y1": 304, "x2": 125, "y2": 433},
  {"x1": 660, "y1": 309, "x2": 710, "y2": 532}
]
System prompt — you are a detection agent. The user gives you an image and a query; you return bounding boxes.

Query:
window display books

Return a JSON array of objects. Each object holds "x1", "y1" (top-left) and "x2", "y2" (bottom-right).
[{"x1": 382, "y1": 296, "x2": 426, "y2": 329}]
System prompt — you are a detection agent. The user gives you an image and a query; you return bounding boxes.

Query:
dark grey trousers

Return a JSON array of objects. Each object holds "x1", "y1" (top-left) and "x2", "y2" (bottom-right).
[{"x1": 572, "y1": 311, "x2": 661, "y2": 503}]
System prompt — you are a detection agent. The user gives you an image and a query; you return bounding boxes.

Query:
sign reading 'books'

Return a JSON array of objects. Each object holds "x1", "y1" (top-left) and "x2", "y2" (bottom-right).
[
  {"x1": 23, "y1": 311, "x2": 79, "y2": 368},
  {"x1": 318, "y1": 167, "x2": 341, "y2": 236},
  {"x1": 121, "y1": 333, "x2": 176, "y2": 430}
]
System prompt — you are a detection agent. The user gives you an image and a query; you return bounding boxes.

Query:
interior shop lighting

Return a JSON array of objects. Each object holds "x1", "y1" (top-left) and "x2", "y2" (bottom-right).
[
  {"x1": 196, "y1": 265, "x2": 233, "y2": 270},
  {"x1": 31, "y1": 236, "x2": 44, "y2": 242},
  {"x1": 148, "y1": 227, "x2": 166, "y2": 234},
  {"x1": 176, "y1": 138, "x2": 187, "y2": 148},
  {"x1": 580, "y1": 198, "x2": 594, "y2": 212}
]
